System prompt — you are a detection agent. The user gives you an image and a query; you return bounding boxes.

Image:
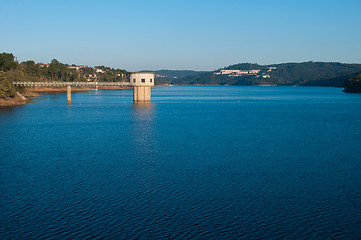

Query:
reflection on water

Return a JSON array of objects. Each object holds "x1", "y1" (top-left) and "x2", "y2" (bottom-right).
[
  {"x1": 131, "y1": 101, "x2": 159, "y2": 181},
  {"x1": 133, "y1": 101, "x2": 152, "y2": 106},
  {"x1": 132, "y1": 101, "x2": 154, "y2": 120},
  {"x1": 131, "y1": 101, "x2": 155, "y2": 152}
]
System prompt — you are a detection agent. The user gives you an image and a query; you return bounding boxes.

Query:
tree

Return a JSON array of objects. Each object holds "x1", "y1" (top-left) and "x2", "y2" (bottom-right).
[
  {"x1": 0, "y1": 53, "x2": 18, "y2": 71},
  {"x1": 48, "y1": 59, "x2": 67, "y2": 80}
]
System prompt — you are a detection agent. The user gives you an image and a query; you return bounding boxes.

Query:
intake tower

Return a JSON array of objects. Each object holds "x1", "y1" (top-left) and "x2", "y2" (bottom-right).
[{"x1": 130, "y1": 72, "x2": 154, "y2": 102}]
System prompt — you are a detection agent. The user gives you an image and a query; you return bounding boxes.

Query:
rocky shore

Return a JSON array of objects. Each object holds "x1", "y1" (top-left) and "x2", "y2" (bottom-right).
[{"x1": 0, "y1": 92, "x2": 29, "y2": 107}]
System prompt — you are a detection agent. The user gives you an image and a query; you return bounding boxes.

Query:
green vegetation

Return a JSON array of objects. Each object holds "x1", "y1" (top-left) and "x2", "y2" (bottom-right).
[
  {"x1": 147, "y1": 70, "x2": 207, "y2": 85},
  {"x1": 0, "y1": 53, "x2": 17, "y2": 71},
  {"x1": 223, "y1": 63, "x2": 266, "y2": 71},
  {"x1": 94, "y1": 66, "x2": 128, "y2": 82},
  {"x1": 269, "y1": 62, "x2": 361, "y2": 86},
  {"x1": 0, "y1": 53, "x2": 18, "y2": 98},
  {"x1": 0, "y1": 52, "x2": 130, "y2": 99},
  {"x1": 344, "y1": 73, "x2": 361, "y2": 93},
  {"x1": 9, "y1": 59, "x2": 129, "y2": 83},
  {"x1": 160, "y1": 62, "x2": 361, "y2": 87},
  {"x1": 0, "y1": 71, "x2": 16, "y2": 98}
]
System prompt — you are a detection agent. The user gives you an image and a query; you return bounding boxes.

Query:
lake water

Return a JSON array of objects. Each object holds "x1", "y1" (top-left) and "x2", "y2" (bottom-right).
[{"x1": 1, "y1": 86, "x2": 361, "y2": 239}]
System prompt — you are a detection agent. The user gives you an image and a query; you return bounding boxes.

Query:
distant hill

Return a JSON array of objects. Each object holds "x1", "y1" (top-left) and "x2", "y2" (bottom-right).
[
  {"x1": 161, "y1": 62, "x2": 361, "y2": 87},
  {"x1": 140, "y1": 70, "x2": 207, "y2": 84},
  {"x1": 155, "y1": 70, "x2": 207, "y2": 78}
]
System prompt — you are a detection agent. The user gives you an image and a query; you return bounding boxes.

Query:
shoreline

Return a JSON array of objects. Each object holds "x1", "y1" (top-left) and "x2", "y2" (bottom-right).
[
  {"x1": 0, "y1": 85, "x2": 172, "y2": 108},
  {"x1": 0, "y1": 92, "x2": 28, "y2": 107},
  {"x1": 0, "y1": 86, "x2": 133, "y2": 108}
]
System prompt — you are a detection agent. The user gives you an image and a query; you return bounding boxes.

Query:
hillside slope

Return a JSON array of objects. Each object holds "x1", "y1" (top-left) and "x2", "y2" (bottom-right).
[{"x1": 161, "y1": 62, "x2": 361, "y2": 87}]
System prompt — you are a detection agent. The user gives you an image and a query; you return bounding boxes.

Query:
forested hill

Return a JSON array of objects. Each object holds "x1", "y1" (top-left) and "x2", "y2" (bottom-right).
[
  {"x1": 140, "y1": 70, "x2": 207, "y2": 84},
  {"x1": 155, "y1": 70, "x2": 207, "y2": 78},
  {"x1": 156, "y1": 62, "x2": 361, "y2": 87}
]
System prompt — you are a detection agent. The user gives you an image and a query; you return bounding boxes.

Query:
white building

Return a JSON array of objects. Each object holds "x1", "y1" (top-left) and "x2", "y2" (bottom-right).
[{"x1": 215, "y1": 69, "x2": 261, "y2": 76}]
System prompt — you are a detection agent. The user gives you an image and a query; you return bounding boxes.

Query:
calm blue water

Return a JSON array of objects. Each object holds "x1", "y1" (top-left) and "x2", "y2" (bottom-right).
[{"x1": 1, "y1": 86, "x2": 361, "y2": 239}]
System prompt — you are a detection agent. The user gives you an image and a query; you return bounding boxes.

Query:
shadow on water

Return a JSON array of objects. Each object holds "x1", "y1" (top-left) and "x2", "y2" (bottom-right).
[
  {"x1": 0, "y1": 104, "x2": 26, "y2": 125},
  {"x1": 0, "y1": 106, "x2": 17, "y2": 113}
]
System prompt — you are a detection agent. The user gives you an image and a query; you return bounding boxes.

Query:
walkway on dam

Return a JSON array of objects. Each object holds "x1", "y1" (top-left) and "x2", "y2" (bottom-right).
[{"x1": 12, "y1": 82, "x2": 131, "y2": 87}]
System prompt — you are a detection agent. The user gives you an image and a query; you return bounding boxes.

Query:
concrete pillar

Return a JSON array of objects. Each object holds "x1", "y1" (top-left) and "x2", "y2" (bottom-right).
[
  {"x1": 144, "y1": 86, "x2": 151, "y2": 101},
  {"x1": 133, "y1": 85, "x2": 138, "y2": 101},
  {"x1": 133, "y1": 86, "x2": 151, "y2": 102},
  {"x1": 67, "y1": 85, "x2": 71, "y2": 103}
]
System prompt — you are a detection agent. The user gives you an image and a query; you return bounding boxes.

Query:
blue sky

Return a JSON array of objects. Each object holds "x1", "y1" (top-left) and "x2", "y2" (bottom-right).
[{"x1": 1, "y1": 0, "x2": 361, "y2": 71}]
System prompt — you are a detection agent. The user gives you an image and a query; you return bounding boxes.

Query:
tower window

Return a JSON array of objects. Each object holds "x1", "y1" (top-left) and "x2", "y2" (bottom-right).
[
  {"x1": 133, "y1": 79, "x2": 136, "y2": 82},
  {"x1": 141, "y1": 79, "x2": 145, "y2": 83},
  {"x1": 150, "y1": 79, "x2": 153, "y2": 82}
]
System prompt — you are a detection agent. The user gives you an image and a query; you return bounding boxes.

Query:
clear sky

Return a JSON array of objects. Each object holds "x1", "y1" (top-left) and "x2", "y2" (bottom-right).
[{"x1": 1, "y1": 0, "x2": 361, "y2": 71}]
